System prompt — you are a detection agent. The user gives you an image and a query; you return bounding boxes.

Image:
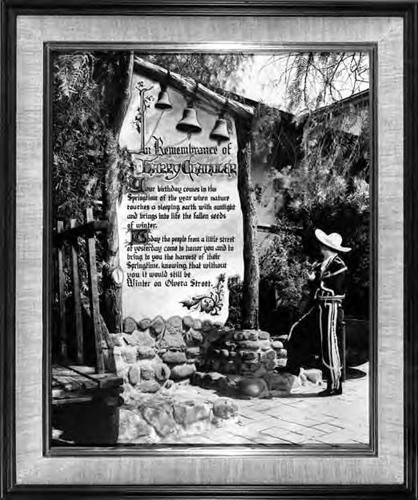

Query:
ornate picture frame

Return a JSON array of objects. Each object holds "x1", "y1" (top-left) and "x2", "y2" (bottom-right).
[{"x1": 1, "y1": 1, "x2": 417, "y2": 499}]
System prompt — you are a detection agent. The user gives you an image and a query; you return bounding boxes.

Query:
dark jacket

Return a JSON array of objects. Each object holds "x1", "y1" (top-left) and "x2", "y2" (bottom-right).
[{"x1": 316, "y1": 255, "x2": 347, "y2": 298}]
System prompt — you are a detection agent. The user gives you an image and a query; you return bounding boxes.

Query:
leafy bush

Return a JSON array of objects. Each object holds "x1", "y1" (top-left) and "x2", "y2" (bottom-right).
[{"x1": 256, "y1": 98, "x2": 370, "y2": 331}]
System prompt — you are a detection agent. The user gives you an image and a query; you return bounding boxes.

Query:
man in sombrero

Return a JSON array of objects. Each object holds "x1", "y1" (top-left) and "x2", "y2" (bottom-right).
[{"x1": 284, "y1": 228, "x2": 351, "y2": 396}]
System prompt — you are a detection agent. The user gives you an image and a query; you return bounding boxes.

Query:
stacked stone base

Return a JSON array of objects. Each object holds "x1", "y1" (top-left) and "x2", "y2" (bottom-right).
[
  {"x1": 110, "y1": 315, "x2": 208, "y2": 402},
  {"x1": 202, "y1": 328, "x2": 289, "y2": 377},
  {"x1": 110, "y1": 328, "x2": 171, "y2": 404},
  {"x1": 118, "y1": 394, "x2": 238, "y2": 444},
  {"x1": 110, "y1": 314, "x2": 294, "y2": 401},
  {"x1": 110, "y1": 316, "x2": 297, "y2": 442},
  {"x1": 189, "y1": 329, "x2": 299, "y2": 398}
]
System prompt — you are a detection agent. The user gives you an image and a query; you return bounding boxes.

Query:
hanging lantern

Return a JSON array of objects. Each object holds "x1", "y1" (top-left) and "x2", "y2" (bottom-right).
[
  {"x1": 210, "y1": 116, "x2": 230, "y2": 143},
  {"x1": 176, "y1": 105, "x2": 202, "y2": 134},
  {"x1": 155, "y1": 87, "x2": 172, "y2": 110}
]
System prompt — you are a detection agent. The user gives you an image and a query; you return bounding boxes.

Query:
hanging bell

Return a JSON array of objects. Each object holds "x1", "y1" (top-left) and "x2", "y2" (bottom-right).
[
  {"x1": 210, "y1": 117, "x2": 230, "y2": 143},
  {"x1": 176, "y1": 105, "x2": 202, "y2": 134},
  {"x1": 155, "y1": 88, "x2": 172, "y2": 110}
]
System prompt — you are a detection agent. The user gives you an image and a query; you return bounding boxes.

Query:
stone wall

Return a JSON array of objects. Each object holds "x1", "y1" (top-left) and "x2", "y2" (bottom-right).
[
  {"x1": 110, "y1": 315, "x2": 289, "y2": 402},
  {"x1": 199, "y1": 327, "x2": 288, "y2": 377},
  {"x1": 110, "y1": 315, "x2": 210, "y2": 402}
]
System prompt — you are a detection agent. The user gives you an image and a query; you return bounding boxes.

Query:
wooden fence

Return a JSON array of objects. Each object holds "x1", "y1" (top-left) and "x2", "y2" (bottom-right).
[{"x1": 54, "y1": 208, "x2": 109, "y2": 374}]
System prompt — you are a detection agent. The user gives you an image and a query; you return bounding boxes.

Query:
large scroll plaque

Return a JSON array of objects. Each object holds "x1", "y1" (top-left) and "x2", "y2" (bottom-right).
[{"x1": 118, "y1": 74, "x2": 244, "y2": 324}]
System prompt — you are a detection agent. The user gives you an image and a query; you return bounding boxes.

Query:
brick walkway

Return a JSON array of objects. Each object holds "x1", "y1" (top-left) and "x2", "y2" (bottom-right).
[{"x1": 162, "y1": 363, "x2": 369, "y2": 446}]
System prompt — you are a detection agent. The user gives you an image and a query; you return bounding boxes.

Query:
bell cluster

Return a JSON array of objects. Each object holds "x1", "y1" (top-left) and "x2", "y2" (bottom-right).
[{"x1": 154, "y1": 84, "x2": 230, "y2": 143}]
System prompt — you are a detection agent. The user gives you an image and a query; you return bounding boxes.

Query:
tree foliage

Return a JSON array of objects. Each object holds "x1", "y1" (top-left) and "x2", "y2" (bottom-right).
[
  {"x1": 52, "y1": 51, "x2": 131, "y2": 224},
  {"x1": 52, "y1": 51, "x2": 132, "y2": 311},
  {"x1": 267, "y1": 51, "x2": 369, "y2": 112},
  {"x1": 256, "y1": 52, "x2": 370, "y2": 333}
]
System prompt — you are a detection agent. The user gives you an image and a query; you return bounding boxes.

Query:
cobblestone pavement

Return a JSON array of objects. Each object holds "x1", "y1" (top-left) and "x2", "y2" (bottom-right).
[{"x1": 163, "y1": 363, "x2": 370, "y2": 447}]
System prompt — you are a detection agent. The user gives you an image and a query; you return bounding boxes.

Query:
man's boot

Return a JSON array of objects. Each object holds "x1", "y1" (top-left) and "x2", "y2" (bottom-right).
[{"x1": 318, "y1": 379, "x2": 342, "y2": 397}]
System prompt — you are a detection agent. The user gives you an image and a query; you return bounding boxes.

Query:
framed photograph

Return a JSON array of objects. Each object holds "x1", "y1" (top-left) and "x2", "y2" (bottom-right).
[{"x1": 1, "y1": 2, "x2": 417, "y2": 499}]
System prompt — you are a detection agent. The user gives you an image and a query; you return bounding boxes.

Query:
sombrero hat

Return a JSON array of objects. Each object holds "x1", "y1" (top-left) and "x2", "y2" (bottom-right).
[{"x1": 314, "y1": 229, "x2": 351, "y2": 253}]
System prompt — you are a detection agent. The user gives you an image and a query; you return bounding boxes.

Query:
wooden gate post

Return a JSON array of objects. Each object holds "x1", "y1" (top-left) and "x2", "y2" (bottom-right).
[
  {"x1": 236, "y1": 118, "x2": 260, "y2": 331},
  {"x1": 70, "y1": 219, "x2": 84, "y2": 364},
  {"x1": 56, "y1": 221, "x2": 68, "y2": 361},
  {"x1": 85, "y1": 208, "x2": 105, "y2": 374}
]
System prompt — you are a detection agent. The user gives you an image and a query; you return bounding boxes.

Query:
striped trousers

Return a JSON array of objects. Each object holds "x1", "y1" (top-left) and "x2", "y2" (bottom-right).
[{"x1": 318, "y1": 297, "x2": 343, "y2": 390}]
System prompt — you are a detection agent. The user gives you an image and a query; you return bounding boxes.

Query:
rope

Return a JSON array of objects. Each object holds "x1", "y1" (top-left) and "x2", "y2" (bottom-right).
[{"x1": 287, "y1": 306, "x2": 315, "y2": 342}]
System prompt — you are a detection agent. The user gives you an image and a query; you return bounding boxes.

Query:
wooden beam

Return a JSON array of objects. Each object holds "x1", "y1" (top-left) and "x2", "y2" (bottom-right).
[
  {"x1": 115, "y1": 50, "x2": 135, "y2": 137},
  {"x1": 52, "y1": 387, "x2": 123, "y2": 406},
  {"x1": 236, "y1": 119, "x2": 260, "y2": 331},
  {"x1": 102, "y1": 156, "x2": 123, "y2": 334},
  {"x1": 70, "y1": 219, "x2": 84, "y2": 364},
  {"x1": 85, "y1": 208, "x2": 105, "y2": 374},
  {"x1": 257, "y1": 224, "x2": 278, "y2": 234},
  {"x1": 57, "y1": 221, "x2": 68, "y2": 361},
  {"x1": 53, "y1": 366, "x2": 123, "y2": 389},
  {"x1": 134, "y1": 56, "x2": 254, "y2": 120},
  {"x1": 54, "y1": 220, "x2": 108, "y2": 245}
]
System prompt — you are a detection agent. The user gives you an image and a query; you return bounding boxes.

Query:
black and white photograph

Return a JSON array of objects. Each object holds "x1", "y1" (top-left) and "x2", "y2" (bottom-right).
[
  {"x1": 4, "y1": 2, "x2": 418, "y2": 497},
  {"x1": 50, "y1": 49, "x2": 372, "y2": 448}
]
